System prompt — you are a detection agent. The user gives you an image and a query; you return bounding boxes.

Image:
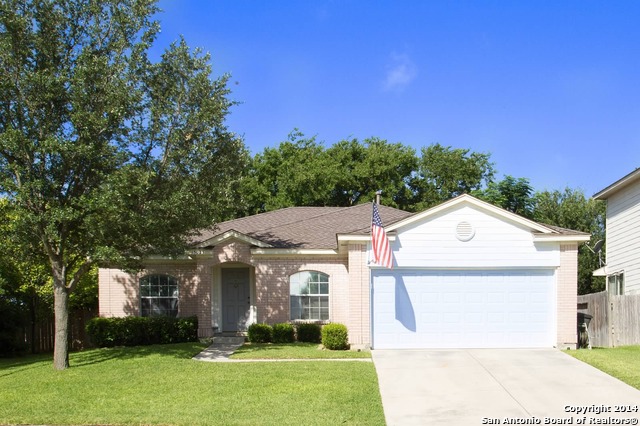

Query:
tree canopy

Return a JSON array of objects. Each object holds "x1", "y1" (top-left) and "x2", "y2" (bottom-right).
[
  {"x1": 533, "y1": 188, "x2": 606, "y2": 294},
  {"x1": 411, "y1": 144, "x2": 494, "y2": 210},
  {"x1": 473, "y1": 175, "x2": 535, "y2": 218},
  {"x1": 0, "y1": 0, "x2": 247, "y2": 369},
  {"x1": 238, "y1": 136, "x2": 493, "y2": 214}
]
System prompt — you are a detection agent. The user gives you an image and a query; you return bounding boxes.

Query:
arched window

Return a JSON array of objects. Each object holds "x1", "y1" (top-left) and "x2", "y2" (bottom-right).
[
  {"x1": 290, "y1": 271, "x2": 329, "y2": 321},
  {"x1": 140, "y1": 274, "x2": 179, "y2": 318}
]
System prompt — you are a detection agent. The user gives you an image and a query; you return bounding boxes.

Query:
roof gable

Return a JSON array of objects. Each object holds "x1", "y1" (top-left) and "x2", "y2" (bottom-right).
[
  {"x1": 387, "y1": 194, "x2": 553, "y2": 234},
  {"x1": 192, "y1": 195, "x2": 589, "y2": 251},
  {"x1": 197, "y1": 230, "x2": 273, "y2": 248},
  {"x1": 383, "y1": 194, "x2": 589, "y2": 243}
]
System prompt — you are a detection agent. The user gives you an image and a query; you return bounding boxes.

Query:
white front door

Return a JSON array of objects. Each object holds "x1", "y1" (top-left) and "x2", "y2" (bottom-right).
[{"x1": 372, "y1": 270, "x2": 556, "y2": 349}]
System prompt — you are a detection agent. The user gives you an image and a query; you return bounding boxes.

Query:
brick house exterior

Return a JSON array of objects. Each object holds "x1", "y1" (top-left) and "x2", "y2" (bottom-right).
[{"x1": 99, "y1": 195, "x2": 589, "y2": 349}]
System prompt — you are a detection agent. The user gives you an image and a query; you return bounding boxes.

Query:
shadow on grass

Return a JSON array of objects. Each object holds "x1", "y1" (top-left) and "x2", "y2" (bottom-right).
[
  {"x1": 0, "y1": 342, "x2": 207, "y2": 374},
  {"x1": 71, "y1": 342, "x2": 207, "y2": 367},
  {"x1": 0, "y1": 353, "x2": 53, "y2": 378},
  {"x1": 233, "y1": 342, "x2": 319, "y2": 354}
]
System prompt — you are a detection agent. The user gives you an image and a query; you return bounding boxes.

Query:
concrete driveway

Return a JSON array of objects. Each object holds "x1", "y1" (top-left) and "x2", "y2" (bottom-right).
[{"x1": 372, "y1": 349, "x2": 640, "y2": 426}]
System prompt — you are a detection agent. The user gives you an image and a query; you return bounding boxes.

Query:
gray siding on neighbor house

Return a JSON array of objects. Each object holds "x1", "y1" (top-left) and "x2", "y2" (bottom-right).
[{"x1": 605, "y1": 181, "x2": 640, "y2": 295}]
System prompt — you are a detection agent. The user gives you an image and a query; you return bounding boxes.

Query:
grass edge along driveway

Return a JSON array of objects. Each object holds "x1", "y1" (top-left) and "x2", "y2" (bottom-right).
[
  {"x1": 230, "y1": 341, "x2": 372, "y2": 359},
  {"x1": 0, "y1": 342, "x2": 385, "y2": 426},
  {"x1": 565, "y1": 345, "x2": 640, "y2": 390}
]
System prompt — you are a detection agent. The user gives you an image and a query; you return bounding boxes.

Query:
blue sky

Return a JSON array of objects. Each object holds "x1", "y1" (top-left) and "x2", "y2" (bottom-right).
[{"x1": 152, "y1": 1, "x2": 639, "y2": 197}]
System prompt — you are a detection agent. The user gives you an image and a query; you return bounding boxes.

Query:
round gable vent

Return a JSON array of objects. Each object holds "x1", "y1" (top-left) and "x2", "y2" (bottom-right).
[{"x1": 455, "y1": 221, "x2": 475, "y2": 242}]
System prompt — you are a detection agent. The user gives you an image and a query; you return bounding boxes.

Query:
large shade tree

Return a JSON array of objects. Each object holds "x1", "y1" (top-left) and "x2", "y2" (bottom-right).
[
  {"x1": 410, "y1": 144, "x2": 495, "y2": 210},
  {"x1": 239, "y1": 131, "x2": 336, "y2": 213},
  {"x1": 0, "y1": 0, "x2": 248, "y2": 369},
  {"x1": 326, "y1": 137, "x2": 417, "y2": 209},
  {"x1": 240, "y1": 137, "x2": 495, "y2": 213},
  {"x1": 474, "y1": 175, "x2": 535, "y2": 218}
]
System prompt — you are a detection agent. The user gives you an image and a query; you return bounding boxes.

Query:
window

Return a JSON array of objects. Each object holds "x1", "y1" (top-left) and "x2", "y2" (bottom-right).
[
  {"x1": 290, "y1": 271, "x2": 329, "y2": 321},
  {"x1": 608, "y1": 273, "x2": 624, "y2": 296},
  {"x1": 140, "y1": 274, "x2": 179, "y2": 317}
]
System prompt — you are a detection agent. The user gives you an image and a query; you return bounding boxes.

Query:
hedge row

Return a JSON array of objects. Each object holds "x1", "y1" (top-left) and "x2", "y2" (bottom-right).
[
  {"x1": 86, "y1": 316, "x2": 198, "y2": 347},
  {"x1": 247, "y1": 322, "x2": 349, "y2": 350}
]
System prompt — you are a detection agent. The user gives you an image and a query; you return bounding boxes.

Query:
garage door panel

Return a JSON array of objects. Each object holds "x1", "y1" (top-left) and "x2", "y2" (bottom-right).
[{"x1": 372, "y1": 270, "x2": 555, "y2": 349}]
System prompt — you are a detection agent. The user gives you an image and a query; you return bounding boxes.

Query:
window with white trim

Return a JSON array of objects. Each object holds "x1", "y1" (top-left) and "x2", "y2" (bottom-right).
[
  {"x1": 140, "y1": 274, "x2": 179, "y2": 317},
  {"x1": 608, "y1": 273, "x2": 624, "y2": 296},
  {"x1": 290, "y1": 271, "x2": 329, "y2": 321}
]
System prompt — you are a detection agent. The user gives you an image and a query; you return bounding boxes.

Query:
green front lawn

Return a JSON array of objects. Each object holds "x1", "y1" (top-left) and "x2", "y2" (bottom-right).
[
  {"x1": 0, "y1": 343, "x2": 385, "y2": 426},
  {"x1": 230, "y1": 342, "x2": 371, "y2": 360},
  {"x1": 565, "y1": 345, "x2": 640, "y2": 390}
]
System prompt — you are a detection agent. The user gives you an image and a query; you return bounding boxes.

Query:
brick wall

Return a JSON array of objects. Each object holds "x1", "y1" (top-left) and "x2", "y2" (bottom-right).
[
  {"x1": 254, "y1": 256, "x2": 349, "y2": 325},
  {"x1": 98, "y1": 242, "x2": 361, "y2": 341},
  {"x1": 557, "y1": 243, "x2": 578, "y2": 349},
  {"x1": 347, "y1": 243, "x2": 370, "y2": 347},
  {"x1": 98, "y1": 262, "x2": 214, "y2": 337}
]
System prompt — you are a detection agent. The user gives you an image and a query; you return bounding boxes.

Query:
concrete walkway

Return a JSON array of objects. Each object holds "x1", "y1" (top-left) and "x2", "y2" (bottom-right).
[
  {"x1": 192, "y1": 336, "x2": 245, "y2": 362},
  {"x1": 372, "y1": 349, "x2": 640, "y2": 426}
]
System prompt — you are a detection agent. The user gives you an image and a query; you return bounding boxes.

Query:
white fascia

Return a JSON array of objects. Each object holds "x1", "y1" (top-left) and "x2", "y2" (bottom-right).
[
  {"x1": 532, "y1": 234, "x2": 591, "y2": 243},
  {"x1": 336, "y1": 234, "x2": 398, "y2": 243}
]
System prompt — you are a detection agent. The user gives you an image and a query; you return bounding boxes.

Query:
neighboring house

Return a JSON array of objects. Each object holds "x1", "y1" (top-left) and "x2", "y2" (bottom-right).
[
  {"x1": 99, "y1": 194, "x2": 589, "y2": 349},
  {"x1": 593, "y1": 168, "x2": 640, "y2": 295}
]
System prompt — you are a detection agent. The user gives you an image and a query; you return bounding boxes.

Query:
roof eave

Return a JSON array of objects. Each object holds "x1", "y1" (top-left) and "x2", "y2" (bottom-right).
[
  {"x1": 532, "y1": 234, "x2": 591, "y2": 243},
  {"x1": 336, "y1": 233, "x2": 398, "y2": 243},
  {"x1": 593, "y1": 168, "x2": 640, "y2": 199}
]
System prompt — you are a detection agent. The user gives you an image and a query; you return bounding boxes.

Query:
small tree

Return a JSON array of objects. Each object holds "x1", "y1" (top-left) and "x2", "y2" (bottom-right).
[{"x1": 0, "y1": 0, "x2": 248, "y2": 369}]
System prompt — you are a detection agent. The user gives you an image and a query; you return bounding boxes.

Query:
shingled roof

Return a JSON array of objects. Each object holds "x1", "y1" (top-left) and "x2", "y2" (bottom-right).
[
  {"x1": 191, "y1": 203, "x2": 414, "y2": 250},
  {"x1": 190, "y1": 195, "x2": 590, "y2": 251}
]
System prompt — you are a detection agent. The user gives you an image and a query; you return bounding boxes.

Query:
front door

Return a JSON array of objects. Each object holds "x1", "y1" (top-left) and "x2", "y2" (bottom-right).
[{"x1": 221, "y1": 268, "x2": 251, "y2": 332}]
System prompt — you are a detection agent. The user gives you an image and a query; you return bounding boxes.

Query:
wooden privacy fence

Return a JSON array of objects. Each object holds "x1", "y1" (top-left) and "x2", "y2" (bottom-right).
[
  {"x1": 577, "y1": 291, "x2": 640, "y2": 347},
  {"x1": 19, "y1": 308, "x2": 96, "y2": 353}
]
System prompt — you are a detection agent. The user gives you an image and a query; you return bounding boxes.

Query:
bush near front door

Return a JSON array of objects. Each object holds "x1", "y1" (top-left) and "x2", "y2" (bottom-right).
[{"x1": 247, "y1": 323, "x2": 348, "y2": 350}]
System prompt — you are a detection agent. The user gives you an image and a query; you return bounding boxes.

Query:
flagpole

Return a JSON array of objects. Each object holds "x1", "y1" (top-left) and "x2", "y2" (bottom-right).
[{"x1": 369, "y1": 196, "x2": 377, "y2": 349}]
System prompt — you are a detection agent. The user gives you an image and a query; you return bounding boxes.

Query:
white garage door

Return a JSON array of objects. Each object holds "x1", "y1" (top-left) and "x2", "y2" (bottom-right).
[{"x1": 372, "y1": 270, "x2": 556, "y2": 349}]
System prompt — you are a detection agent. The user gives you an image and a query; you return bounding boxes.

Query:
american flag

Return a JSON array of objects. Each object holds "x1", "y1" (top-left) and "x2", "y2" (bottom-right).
[{"x1": 371, "y1": 203, "x2": 393, "y2": 269}]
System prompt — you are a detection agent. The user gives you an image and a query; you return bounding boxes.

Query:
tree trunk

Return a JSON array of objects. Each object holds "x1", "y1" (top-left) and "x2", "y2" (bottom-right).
[{"x1": 53, "y1": 274, "x2": 70, "y2": 370}]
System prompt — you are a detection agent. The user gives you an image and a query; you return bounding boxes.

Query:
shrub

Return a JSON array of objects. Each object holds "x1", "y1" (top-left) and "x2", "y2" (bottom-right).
[
  {"x1": 176, "y1": 316, "x2": 198, "y2": 341},
  {"x1": 86, "y1": 316, "x2": 198, "y2": 347},
  {"x1": 247, "y1": 323, "x2": 272, "y2": 343},
  {"x1": 272, "y1": 323, "x2": 295, "y2": 343},
  {"x1": 296, "y1": 323, "x2": 321, "y2": 343},
  {"x1": 86, "y1": 317, "x2": 116, "y2": 347},
  {"x1": 321, "y1": 323, "x2": 349, "y2": 350}
]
